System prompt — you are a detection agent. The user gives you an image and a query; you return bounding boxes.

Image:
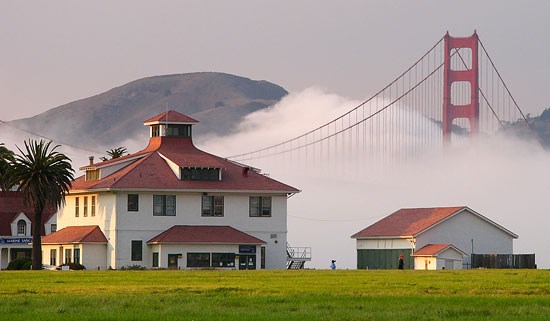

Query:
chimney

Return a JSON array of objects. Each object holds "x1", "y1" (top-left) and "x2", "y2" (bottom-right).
[
  {"x1": 242, "y1": 167, "x2": 250, "y2": 176},
  {"x1": 89, "y1": 156, "x2": 94, "y2": 166}
]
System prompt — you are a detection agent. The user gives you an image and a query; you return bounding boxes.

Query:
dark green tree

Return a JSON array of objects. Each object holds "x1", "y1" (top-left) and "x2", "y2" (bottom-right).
[
  {"x1": 11, "y1": 140, "x2": 74, "y2": 270},
  {"x1": 100, "y1": 146, "x2": 128, "y2": 161},
  {"x1": 0, "y1": 143, "x2": 15, "y2": 191}
]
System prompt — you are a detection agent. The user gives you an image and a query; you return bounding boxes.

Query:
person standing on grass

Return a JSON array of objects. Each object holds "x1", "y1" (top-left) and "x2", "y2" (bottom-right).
[
  {"x1": 398, "y1": 254, "x2": 404, "y2": 270},
  {"x1": 330, "y1": 260, "x2": 336, "y2": 270}
]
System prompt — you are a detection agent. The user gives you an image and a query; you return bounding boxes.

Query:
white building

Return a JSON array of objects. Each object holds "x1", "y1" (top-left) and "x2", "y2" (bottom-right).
[
  {"x1": 0, "y1": 191, "x2": 57, "y2": 269},
  {"x1": 42, "y1": 110, "x2": 299, "y2": 270},
  {"x1": 351, "y1": 206, "x2": 518, "y2": 270}
]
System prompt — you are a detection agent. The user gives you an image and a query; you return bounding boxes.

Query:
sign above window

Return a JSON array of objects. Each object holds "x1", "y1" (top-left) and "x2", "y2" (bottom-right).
[{"x1": 239, "y1": 245, "x2": 256, "y2": 254}]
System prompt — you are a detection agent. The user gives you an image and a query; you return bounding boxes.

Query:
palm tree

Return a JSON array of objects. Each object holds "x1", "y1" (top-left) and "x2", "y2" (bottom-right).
[
  {"x1": 0, "y1": 143, "x2": 15, "y2": 191},
  {"x1": 11, "y1": 140, "x2": 74, "y2": 270},
  {"x1": 100, "y1": 146, "x2": 128, "y2": 161}
]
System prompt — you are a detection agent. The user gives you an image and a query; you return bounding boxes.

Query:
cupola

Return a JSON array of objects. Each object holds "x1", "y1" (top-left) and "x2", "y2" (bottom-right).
[{"x1": 143, "y1": 110, "x2": 199, "y2": 139}]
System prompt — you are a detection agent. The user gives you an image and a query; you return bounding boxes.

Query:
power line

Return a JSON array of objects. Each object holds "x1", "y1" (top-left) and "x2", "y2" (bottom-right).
[{"x1": 0, "y1": 119, "x2": 104, "y2": 155}]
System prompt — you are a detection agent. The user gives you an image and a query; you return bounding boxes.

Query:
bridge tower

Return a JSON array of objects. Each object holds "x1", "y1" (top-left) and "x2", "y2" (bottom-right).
[{"x1": 442, "y1": 31, "x2": 479, "y2": 142}]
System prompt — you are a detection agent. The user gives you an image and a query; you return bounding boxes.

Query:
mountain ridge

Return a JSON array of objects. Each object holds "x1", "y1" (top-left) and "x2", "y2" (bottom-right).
[{"x1": 5, "y1": 72, "x2": 287, "y2": 149}]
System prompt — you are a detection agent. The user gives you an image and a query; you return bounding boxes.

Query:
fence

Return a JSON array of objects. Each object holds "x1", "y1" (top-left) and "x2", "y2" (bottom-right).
[{"x1": 471, "y1": 254, "x2": 536, "y2": 269}]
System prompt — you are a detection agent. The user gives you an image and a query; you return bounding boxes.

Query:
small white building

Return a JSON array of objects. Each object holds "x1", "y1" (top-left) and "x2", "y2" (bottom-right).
[
  {"x1": 351, "y1": 206, "x2": 518, "y2": 270},
  {"x1": 0, "y1": 191, "x2": 57, "y2": 269},
  {"x1": 412, "y1": 244, "x2": 466, "y2": 270},
  {"x1": 44, "y1": 110, "x2": 299, "y2": 270}
]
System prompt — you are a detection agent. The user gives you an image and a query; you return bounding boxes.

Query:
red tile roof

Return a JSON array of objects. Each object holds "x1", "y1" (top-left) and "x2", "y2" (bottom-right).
[
  {"x1": 351, "y1": 207, "x2": 466, "y2": 238},
  {"x1": 42, "y1": 225, "x2": 107, "y2": 244},
  {"x1": 413, "y1": 244, "x2": 454, "y2": 256},
  {"x1": 143, "y1": 110, "x2": 199, "y2": 125},
  {"x1": 71, "y1": 112, "x2": 299, "y2": 193},
  {"x1": 148, "y1": 225, "x2": 266, "y2": 244},
  {"x1": 0, "y1": 192, "x2": 56, "y2": 236}
]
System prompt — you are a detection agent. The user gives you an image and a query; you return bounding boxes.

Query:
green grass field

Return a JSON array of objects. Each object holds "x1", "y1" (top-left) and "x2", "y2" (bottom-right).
[{"x1": 0, "y1": 269, "x2": 549, "y2": 320}]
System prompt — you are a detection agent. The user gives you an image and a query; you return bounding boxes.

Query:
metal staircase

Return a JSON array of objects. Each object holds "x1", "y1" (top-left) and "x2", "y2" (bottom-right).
[{"x1": 286, "y1": 243, "x2": 312, "y2": 269}]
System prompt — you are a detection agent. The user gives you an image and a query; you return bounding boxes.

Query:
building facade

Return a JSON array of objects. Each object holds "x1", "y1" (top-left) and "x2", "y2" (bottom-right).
[
  {"x1": 43, "y1": 110, "x2": 299, "y2": 270},
  {"x1": 351, "y1": 206, "x2": 518, "y2": 270},
  {"x1": 0, "y1": 191, "x2": 57, "y2": 269}
]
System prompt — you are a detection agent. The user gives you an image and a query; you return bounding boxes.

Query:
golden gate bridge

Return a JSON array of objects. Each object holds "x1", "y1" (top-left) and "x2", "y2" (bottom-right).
[{"x1": 225, "y1": 32, "x2": 534, "y2": 172}]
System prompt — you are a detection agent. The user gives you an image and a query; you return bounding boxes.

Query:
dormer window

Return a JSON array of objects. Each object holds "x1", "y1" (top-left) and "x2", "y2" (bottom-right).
[
  {"x1": 85, "y1": 169, "x2": 99, "y2": 182},
  {"x1": 17, "y1": 220, "x2": 26, "y2": 235},
  {"x1": 180, "y1": 167, "x2": 221, "y2": 181}
]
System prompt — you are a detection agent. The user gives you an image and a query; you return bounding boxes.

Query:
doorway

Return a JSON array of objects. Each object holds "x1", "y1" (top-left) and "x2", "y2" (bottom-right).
[
  {"x1": 168, "y1": 254, "x2": 179, "y2": 269},
  {"x1": 239, "y1": 255, "x2": 256, "y2": 270}
]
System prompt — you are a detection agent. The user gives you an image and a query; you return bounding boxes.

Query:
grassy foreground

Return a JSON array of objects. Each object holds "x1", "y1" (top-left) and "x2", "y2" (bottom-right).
[{"x1": 0, "y1": 269, "x2": 549, "y2": 320}]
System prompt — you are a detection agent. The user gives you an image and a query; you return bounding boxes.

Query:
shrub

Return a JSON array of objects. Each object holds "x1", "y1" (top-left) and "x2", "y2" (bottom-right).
[{"x1": 7, "y1": 257, "x2": 32, "y2": 270}]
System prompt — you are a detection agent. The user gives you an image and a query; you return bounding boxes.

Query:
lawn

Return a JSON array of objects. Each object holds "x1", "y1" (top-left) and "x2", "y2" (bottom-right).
[{"x1": 0, "y1": 269, "x2": 549, "y2": 320}]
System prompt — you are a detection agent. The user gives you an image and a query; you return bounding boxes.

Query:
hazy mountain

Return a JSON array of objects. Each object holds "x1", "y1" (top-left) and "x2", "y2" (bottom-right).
[{"x1": 4, "y1": 72, "x2": 287, "y2": 149}]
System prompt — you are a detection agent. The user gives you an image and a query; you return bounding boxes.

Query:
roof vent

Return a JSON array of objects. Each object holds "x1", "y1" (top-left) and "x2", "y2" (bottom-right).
[{"x1": 242, "y1": 167, "x2": 250, "y2": 176}]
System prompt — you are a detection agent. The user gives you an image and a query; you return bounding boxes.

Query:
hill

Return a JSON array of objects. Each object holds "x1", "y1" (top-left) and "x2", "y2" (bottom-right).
[{"x1": 4, "y1": 72, "x2": 287, "y2": 149}]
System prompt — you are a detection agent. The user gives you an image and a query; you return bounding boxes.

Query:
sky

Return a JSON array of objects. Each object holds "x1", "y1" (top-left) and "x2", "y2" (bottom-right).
[
  {"x1": 1, "y1": 1, "x2": 549, "y2": 121},
  {"x1": 1, "y1": 1, "x2": 549, "y2": 269}
]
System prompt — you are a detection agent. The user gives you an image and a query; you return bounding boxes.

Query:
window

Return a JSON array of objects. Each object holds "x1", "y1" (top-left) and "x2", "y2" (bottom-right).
[
  {"x1": 85, "y1": 169, "x2": 99, "y2": 182},
  {"x1": 17, "y1": 220, "x2": 26, "y2": 235},
  {"x1": 212, "y1": 253, "x2": 235, "y2": 267},
  {"x1": 153, "y1": 195, "x2": 176, "y2": 216},
  {"x1": 151, "y1": 125, "x2": 160, "y2": 137},
  {"x1": 131, "y1": 240, "x2": 143, "y2": 261},
  {"x1": 75, "y1": 197, "x2": 79, "y2": 217},
  {"x1": 180, "y1": 167, "x2": 220, "y2": 181},
  {"x1": 166, "y1": 124, "x2": 191, "y2": 137},
  {"x1": 51, "y1": 224, "x2": 57, "y2": 233},
  {"x1": 91, "y1": 196, "x2": 96, "y2": 217},
  {"x1": 128, "y1": 194, "x2": 139, "y2": 211},
  {"x1": 187, "y1": 253, "x2": 210, "y2": 267},
  {"x1": 202, "y1": 196, "x2": 224, "y2": 217},
  {"x1": 65, "y1": 249, "x2": 72, "y2": 264},
  {"x1": 152, "y1": 252, "x2": 159, "y2": 268},
  {"x1": 50, "y1": 249, "x2": 57, "y2": 266},
  {"x1": 83, "y1": 196, "x2": 88, "y2": 217},
  {"x1": 73, "y1": 248, "x2": 80, "y2": 264},
  {"x1": 249, "y1": 196, "x2": 272, "y2": 217}
]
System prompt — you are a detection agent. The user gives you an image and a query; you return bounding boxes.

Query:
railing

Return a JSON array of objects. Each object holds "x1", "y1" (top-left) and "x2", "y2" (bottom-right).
[{"x1": 287, "y1": 244, "x2": 312, "y2": 261}]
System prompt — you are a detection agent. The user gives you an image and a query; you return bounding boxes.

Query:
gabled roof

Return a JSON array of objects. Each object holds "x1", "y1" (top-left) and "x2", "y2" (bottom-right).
[
  {"x1": 350, "y1": 206, "x2": 518, "y2": 239},
  {"x1": 147, "y1": 225, "x2": 266, "y2": 244},
  {"x1": 42, "y1": 225, "x2": 107, "y2": 244},
  {"x1": 413, "y1": 244, "x2": 467, "y2": 257},
  {"x1": 0, "y1": 192, "x2": 56, "y2": 236},
  {"x1": 71, "y1": 111, "x2": 299, "y2": 193},
  {"x1": 143, "y1": 110, "x2": 199, "y2": 125}
]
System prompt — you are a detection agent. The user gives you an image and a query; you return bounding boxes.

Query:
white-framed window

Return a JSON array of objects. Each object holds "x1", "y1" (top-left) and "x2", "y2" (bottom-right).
[
  {"x1": 83, "y1": 196, "x2": 88, "y2": 217},
  {"x1": 202, "y1": 196, "x2": 224, "y2": 217},
  {"x1": 91, "y1": 195, "x2": 96, "y2": 217},
  {"x1": 75, "y1": 197, "x2": 79, "y2": 217},
  {"x1": 50, "y1": 249, "x2": 57, "y2": 266},
  {"x1": 17, "y1": 220, "x2": 26, "y2": 235},
  {"x1": 128, "y1": 194, "x2": 139, "y2": 211},
  {"x1": 131, "y1": 240, "x2": 143, "y2": 261},
  {"x1": 249, "y1": 196, "x2": 272, "y2": 217},
  {"x1": 153, "y1": 195, "x2": 176, "y2": 216}
]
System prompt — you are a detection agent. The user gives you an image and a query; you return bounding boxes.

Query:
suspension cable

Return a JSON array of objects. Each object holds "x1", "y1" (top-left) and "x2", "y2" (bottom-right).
[
  {"x1": 226, "y1": 36, "x2": 446, "y2": 159},
  {"x1": 478, "y1": 39, "x2": 536, "y2": 133}
]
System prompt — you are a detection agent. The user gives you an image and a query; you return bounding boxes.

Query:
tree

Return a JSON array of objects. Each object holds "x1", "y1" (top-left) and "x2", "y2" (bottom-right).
[
  {"x1": 100, "y1": 146, "x2": 128, "y2": 162},
  {"x1": 10, "y1": 140, "x2": 74, "y2": 270},
  {"x1": 0, "y1": 143, "x2": 15, "y2": 191}
]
